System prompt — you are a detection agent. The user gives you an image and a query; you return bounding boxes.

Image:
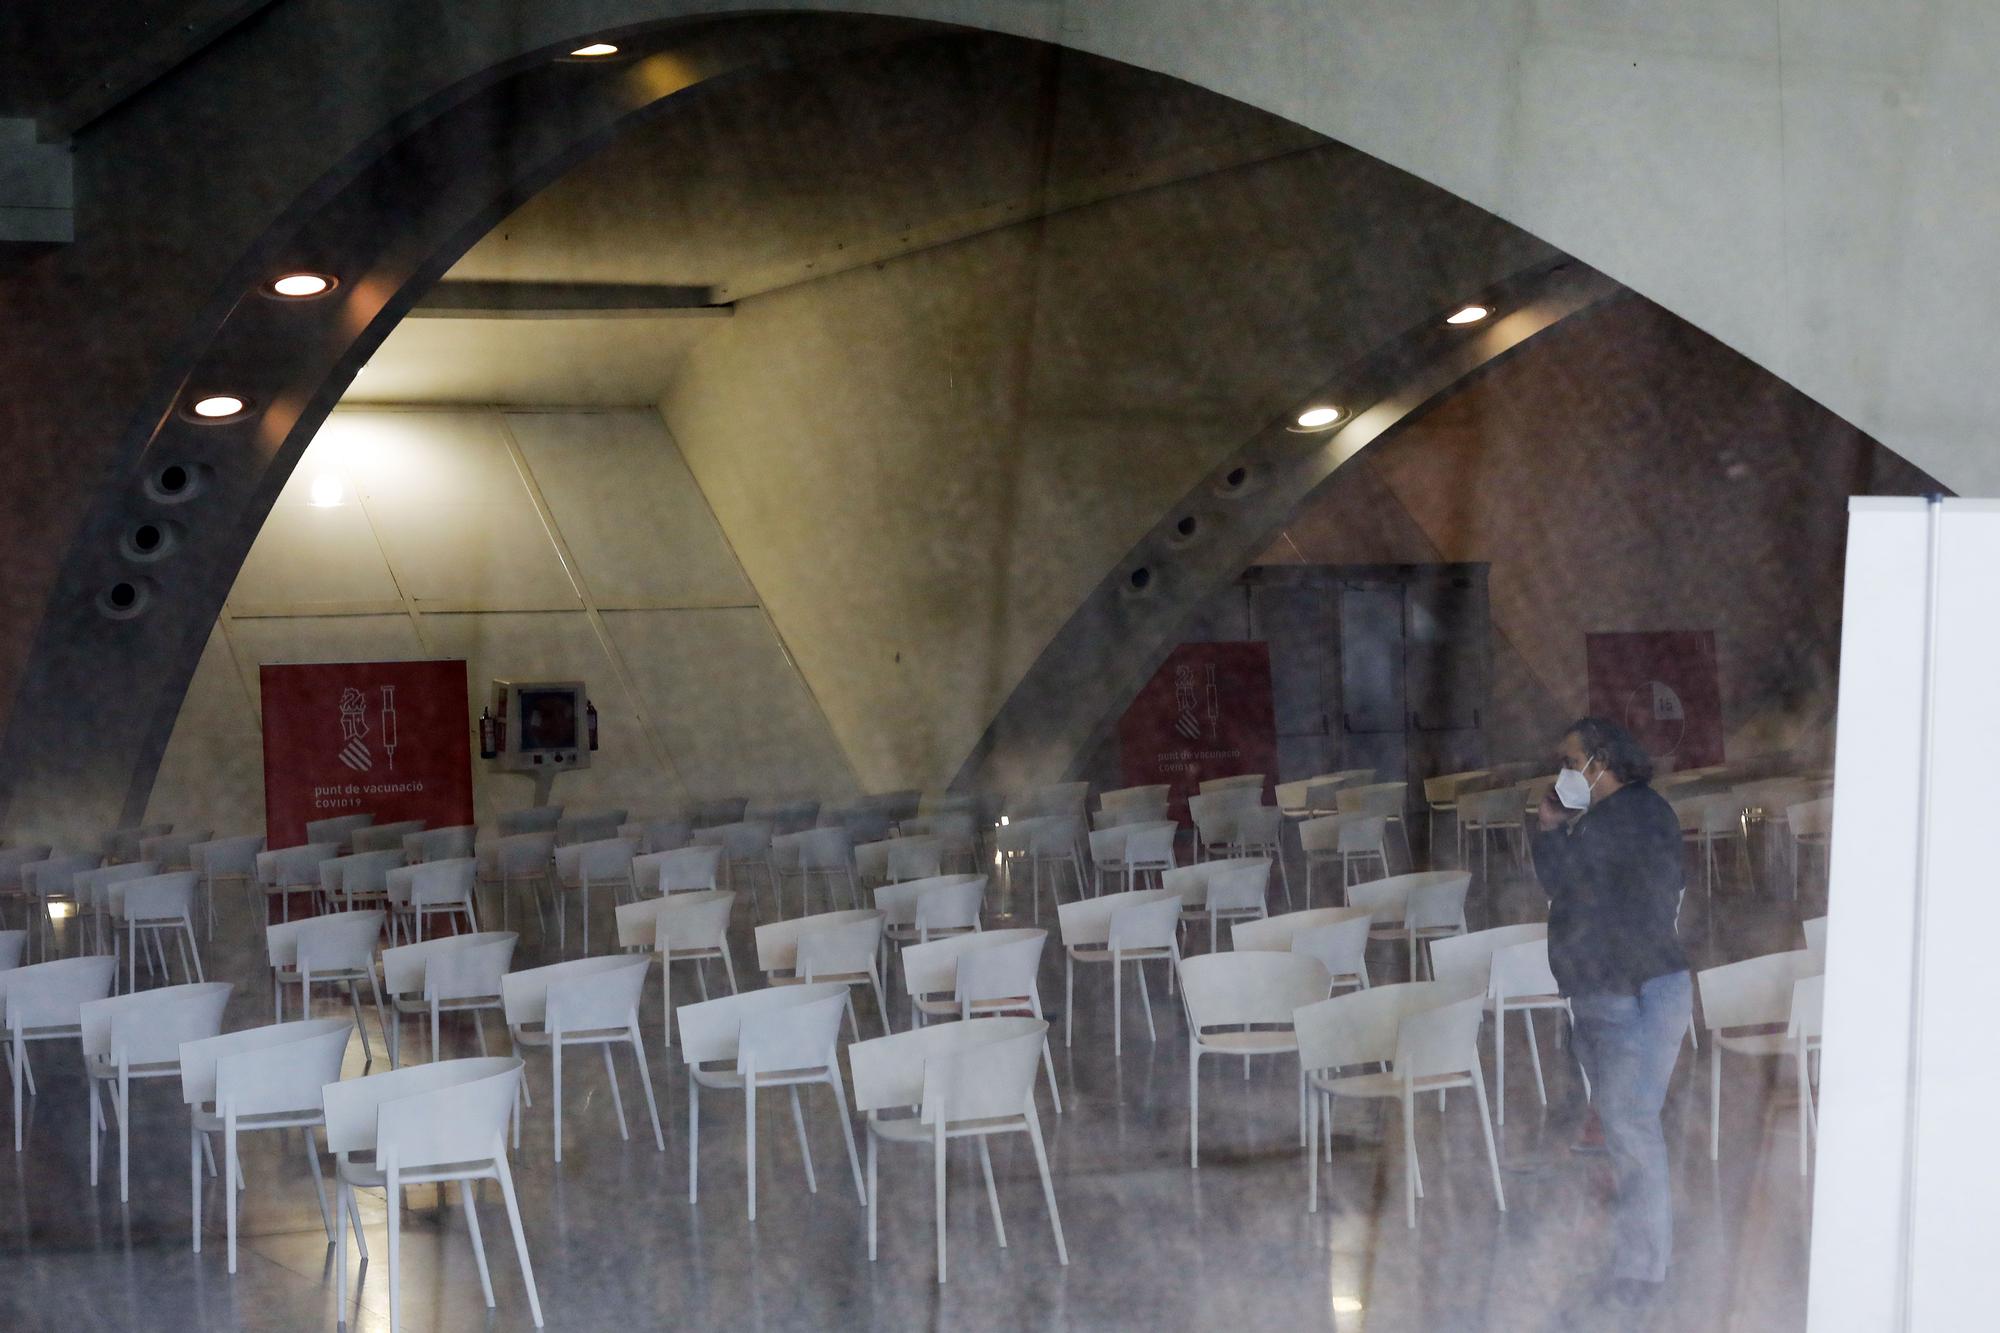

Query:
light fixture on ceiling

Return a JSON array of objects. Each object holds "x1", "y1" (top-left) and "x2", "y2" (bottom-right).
[
  {"x1": 1446, "y1": 304, "x2": 1491, "y2": 325},
  {"x1": 268, "y1": 272, "x2": 337, "y2": 299},
  {"x1": 1330, "y1": 1298, "x2": 1364, "y2": 1315},
  {"x1": 188, "y1": 394, "x2": 249, "y2": 420},
  {"x1": 1290, "y1": 404, "x2": 1345, "y2": 431},
  {"x1": 309, "y1": 475, "x2": 346, "y2": 508},
  {"x1": 569, "y1": 42, "x2": 619, "y2": 57}
]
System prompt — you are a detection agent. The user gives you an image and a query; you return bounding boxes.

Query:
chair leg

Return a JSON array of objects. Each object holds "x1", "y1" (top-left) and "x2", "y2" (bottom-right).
[
  {"x1": 335, "y1": 1175, "x2": 349, "y2": 1324},
  {"x1": 1113, "y1": 958, "x2": 1123, "y2": 1056},
  {"x1": 493, "y1": 1156, "x2": 545, "y2": 1328},
  {"x1": 190, "y1": 1129, "x2": 203, "y2": 1252},
  {"x1": 1710, "y1": 1042, "x2": 1722, "y2": 1160},
  {"x1": 119, "y1": 1066, "x2": 132, "y2": 1203},
  {"x1": 601, "y1": 1043, "x2": 630, "y2": 1140},
  {"x1": 1471, "y1": 1062, "x2": 1506, "y2": 1211},
  {"x1": 303, "y1": 1125, "x2": 334, "y2": 1242},
  {"x1": 551, "y1": 1038, "x2": 564, "y2": 1164},
  {"x1": 629, "y1": 1031, "x2": 665, "y2": 1152},
  {"x1": 866, "y1": 1130, "x2": 880, "y2": 1261},
  {"x1": 1188, "y1": 1043, "x2": 1201, "y2": 1168},
  {"x1": 1138, "y1": 961, "x2": 1158, "y2": 1043},
  {"x1": 1402, "y1": 1085, "x2": 1418, "y2": 1228},
  {"x1": 976, "y1": 1138, "x2": 1008, "y2": 1246},
  {"x1": 744, "y1": 1072, "x2": 758, "y2": 1220},
  {"x1": 225, "y1": 1119, "x2": 241, "y2": 1273},
  {"x1": 934, "y1": 1118, "x2": 949, "y2": 1283},
  {"x1": 1064, "y1": 955, "x2": 1075, "y2": 1048},
  {"x1": 826, "y1": 1062, "x2": 866, "y2": 1205},
  {"x1": 1024, "y1": 1105, "x2": 1068, "y2": 1265},
  {"x1": 1495, "y1": 1003, "x2": 1508, "y2": 1126},
  {"x1": 463, "y1": 1179, "x2": 496, "y2": 1308},
  {"x1": 789, "y1": 1085, "x2": 818, "y2": 1193},
  {"x1": 687, "y1": 1078, "x2": 700, "y2": 1203},
  {"x1": 1525, "y1": 1008, "x2": 1548, "y2": 1106}
]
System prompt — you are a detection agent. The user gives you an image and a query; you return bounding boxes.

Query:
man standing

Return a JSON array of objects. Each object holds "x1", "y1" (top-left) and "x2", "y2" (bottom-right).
[{"x1": 1533, "y1": 716, "x2": 1692, "y2": 1306}]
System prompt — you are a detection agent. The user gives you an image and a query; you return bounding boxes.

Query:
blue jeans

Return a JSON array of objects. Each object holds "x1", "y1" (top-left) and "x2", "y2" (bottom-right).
[{"x1": 1570, "y1": 969, "x2": 1692, "y2": 1283}]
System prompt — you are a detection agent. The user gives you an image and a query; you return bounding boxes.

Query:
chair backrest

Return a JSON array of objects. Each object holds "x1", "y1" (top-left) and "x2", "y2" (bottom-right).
[
  {"x1": 1100, "y1": 784, "x2": 1170, "y2": 812},
  {"x1": 119, "y1": 870, "x2": 199, "y2": 922},
  {"x1": 1233, "y1": 906, "x2": 1373, "y2": 977},
  {"x1": 1393, "y1": 994, "x2": 1487, "y2": 1080},
  {"x1": 1406, "y1": 874, "x2": 1472, "y2": 931},
  {"x1": 754, "y1": 908, "x2": 885, "y2": 975},
  {"x1": 622, "y1": 817, "x2": 693, "y2": 855},
  {"x1": 676, "y1": 980, "x2": 849, "y2": 1066},
  {"x1": 0, "y1": 845, "x2": 55, "y2": 889},
  {"x1": 1199, "y1": 773, "x2": 1266, "y2": 794},
  {"x1": 1489, "y1": 937, "x2": 1563, "y2": 1004},
  {"x1": 1179, "y1": 951, "x2": 1330, "y2": 1032},
  {"x1": 352, "y1": 820, "x2": 427, "y2": 853},
  {"x1": 1187, "y1": 791, "x2": 1254, "y2": 841},
  {"x1": 691, "y1": 796, "x2": 749, "y2": 826},
  {"x1": 1231, "y1": 805, "x2": 1284, "y2": 844},
  {"x1": 1027, "y1": 814, "x2": 1083, "y2": 856},
  {"x1": 875, "y1": 874, "x2": 984, "y2": 928},
  {"x1": 305, "y1": 813, "x2": 376, "y2": 848},
  {"x1": 634, "y1": 843, "x2": 725, "y2": 895},
  {"x1": 257, "y1": 842, "x2": 341, "y2": 888},
  {"x1": 736, "y1": 991, "x2": 849, "y2": 1075},
  {"x1": 1087, "y1": 826, "x2": 1132, "y2": 866},
  {"x1": 797, "y1": 913, "x2": 887, "y2": 979},
  {"x1": 80, "y1": 981, "x2": 231, "y2": 1065},
  {"x1": 500, "y1": 954, "x2": 641, "y2": 1027},
  {"x1": 793, "y1": 825, "x2": 854, "y2": 872},
  {"x1": 1456, "y1": 784, "x2": 1526, "y2": 826},
  {"x1": 558, "y1": 811, "x2": 629, "y2": 846},
  {"x1": 900, "y1": 928, "x2": 1042, "y2": 999},
  {"x1": 102, "y1": 823, "x2": 171, "y2": 862},
  {"x1": 1094, "y1": 803, "x2": 1171, "y2": 829},
  {"x1": 74, "y1": 861, "x2": 159, "y2": 912},
  {"x1": 693, "y1": 820, "x2": 774, "y2": 860},
  {"x1": 26, "y1": 851, "x2": 100, "y2": 901},
  {"x1": 554, "y1": 836, "x2": 637, "y2": 889},
  {"x1": 324, "y1": 1056, "x2": 522, "y2": 1164},
  {"x1": 0, "y1": 955, "x2": 119, "y2": 1030},
  {"x1": 1802, "y1": 915, "x2": 1828, "y2": 968},
  {"x1": 1787, "y1": 797, "x2": 1834, "y2": 839},
  {"x1": 613, "y1": 889, "x2": 733, "y2": 954},
  {"x1": 1120, "y1": 821, "x2": 1179, "y2": 868},
  {"x1": 1336, "y1": 782, "x2": 1408, "y2": 819},
  {"x1": 1160, "y1": 856, "x2": 1266, "y2": 909},
  {"x1": 899, "y1": 812, "x2": 977, "y2": 851},
  {"x1": 405, "y1": 857, "x2": 477, "y2": 907},
  {"x1": 954, "y1": 932, "x2": 1045, "y2": 1008},
  {"x1": 850, "y1": 1016, "x2": 1045, "y2": 1114},
  {"x1": 491, "y1": 831, "x2": 557, "y2": 877},
  {"x1": 497, "y1": 806, "x2": 564, "y2": 837},
  {"x1": 267, "y1": 909, "x2": 385, "y2": 973},
  {"x1": 1204, "y1": 858, "x2": 1271, "y2": 914},
  {"x1": 0, "y1": 931, "x2": 26, "y2": 970},
  {"x1": 426, "y1": 936, "x2": 520, "y2": 1004},
  {"x1": 547, "y1": 956, "x2": 649, "y2": 1032},
  {"x1": 920, "y1": 1020, "x2": 1049, "y2": 1124},
  {"x1": 1698, "y1": 949, "x2": 1821, "y2": 1031},
  {"x1": 321, "y1": 848, "x2": 407, "y2": 904},
  {"x1": 1422, "y1": 770, "x2": 1491, "y2": 804},
  {"x1": 886, "y1": 836, "x2": 945, "y2": 882},
  {"x1": 1295, "y1": 980, "x2": 1456, "y2": 1071},
  {"x1": 852, "y1": 837, "x2": 894, "y2": 884},
  {"x1": 192, "y1": 833, "x2": 265, "y2": 878},
  {"x1": 380, "y1": 930, "x2": 517, "y2": 995},
  {"x1": 182, "y1": 1017, "x2": 351, "y2": 1114},
  {"x1": 1054, "y1": 886, "x2": 1180, "y2": 948},
  {"x1": 140, "y1": 831, "x2": 212, "y2": 871},
  {"x1": 405, "y1": 825, "x2": 476, "y2": 863},
  {"x1": 1346, "y1": 871, "x2": 1470, "y2": 927},
  {"x1": 1787, "y1": 973, "x2": 1825, "y2": 1044},
  {"x1": 1428, "y1": 923, "x2": 1550, "y2": 1000}
]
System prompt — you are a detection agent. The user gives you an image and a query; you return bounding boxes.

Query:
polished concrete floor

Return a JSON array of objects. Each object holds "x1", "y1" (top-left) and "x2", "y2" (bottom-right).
[{"x1": 0, "y1": 835, "x2": 1817, "y2": 1331}]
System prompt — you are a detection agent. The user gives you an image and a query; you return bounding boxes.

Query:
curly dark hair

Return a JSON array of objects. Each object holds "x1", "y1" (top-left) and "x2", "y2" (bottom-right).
[{"x1": 1568, "y1": 716, "x2": 1655, "y2": 785}]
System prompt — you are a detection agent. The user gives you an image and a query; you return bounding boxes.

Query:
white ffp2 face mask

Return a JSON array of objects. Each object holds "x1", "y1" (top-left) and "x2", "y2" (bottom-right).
[{"x1": 1554, "y1": 760, "x2": 1599, "y2": 811}]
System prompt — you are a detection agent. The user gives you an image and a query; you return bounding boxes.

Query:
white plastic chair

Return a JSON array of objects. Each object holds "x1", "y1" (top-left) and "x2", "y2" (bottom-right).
[
  {"x1": 1226, "y1": 806, "x2": 1294, "y2": 908},
  {"x1": 1179, "y1": 951, "x2": 1330, "y2": 1166},
  {"x1": 550, "y1": 836, "x2": 637, "y2": 954},
  {"x1": 1233, "y1": 906, "x2": 1374, "y2": 993},
  {"x1": 1675, "y1": 793, "x2": 1748, "y2": 897},
  {"x1": 678, "y1": 982, "x2": 865, "y2": 1219},
  {"x1": 1200, "y1": 774, "x2": 1266, "y2": 794},
  {"x1": 876, "y1": 874, "x2": 986, "y2": 954},
  {"x1": 633, "y1": 842, "x2": 726, "y2": 898},
  {"x1": 1430, "y1": 924, "x2": 1574, "y2": 1123},
  {"x1": 1188, "y1": 790, "x2": 1256, "y2": 860},
  {"x1": 482, "y1": 831, "x2": 555, "y2": 934},
  {"x1": 775, "y1": 826, "x2": 860, "y2": 915},
  {"x1": 849, "y1": 1017, "x2": 1067, "y2": 1283},
  {"x1": 1092, "y1": 802, "x2": 1170, "y2": 830},
  {"x1": 388, "y1": 856, "x2": 480, "y2": 944},
  {"x1": 952, "y1": 931, "x2": 1064, "y2": 1114},
  {"x1": 621, "y1": 817, "x2": 693, "y2": 855},
  {"x1": 1297, "y1": 984, "x2": 1504, "y2": 1224},
  {"x1": 1697, "y1": 948, "x2": 1822, "y2": 1160},
  {"x1": 0, "y1": 844, "x2": 53, "y2": 928},
  {"x1": 1788, "y1": 797, "x2": 1834, "y2": 898},
  {"x1": 885, "y1": 835, "x2": 946, "y2": 884},
  {"x1": 1455, "y1": 784, "x2": 1528, "y2": 876},
  {"x1": 1335, "y1": 782, "x2": 1412, "y2": 868},
  {"x1": 73, "y1": 861, "x2": 158, "y2": 958},
  {"x1": 1423, "y1": 770, "x2": 1491, "y2": 861},
  {"x1": 0, "y1": 930, "x2": 26, "y2": 971},
  {"x1": 404, "y1": 824, "x2": 475, "y2": 864},
  {"x1": 111, "y1": 870, "x2": 205, "y2": 991},
  {"x1": 1099, "y1": 783, "x2": 1170, "y2": 812},
  {"x1": 1802, "y1": 914, "x2": 1827, "y2": 969},
  {"x1": 497, "y1": 806, "x2": 563, "y2": 837},
  {"x1": 352, "y1": 819, "x2": 427, "y2": 854},
  {"x1": 693, "y1": 821, "x2": 781, "y2": 920},
  {"x1": 266, "y1": 910, "x2": 389, "y2": 1063},
  {"x1": 557, "y1": 810, "x2": 629, "y2": 847},
  {"x1": 1164, "y1": 856, "x2": 1272, "y2": 952},
  {"x1": 190, "y1": 833, "x2": 264, "y2": 936},
  {"x1": 79, "y1": 980, "x2": 231, "y2": 1201},
  {"x1": 102, "y1": 823, "x2": 171, "y2": 865},
  {"x1": 182, "y1": 1017, "x2": 353, "y2": 1272},
  {"x1": 1027, "y1": 815, "x2": 1088, "y2": 920},
  {"x1": 614, "y1": 890, "x2": 738, "y2": 1047},
  {"x1": 1346, "y1": 871, "x2": 1472, "y2": 980},
  {"x1": 380, "y1": 931, "x2": 518, "y2": 1066},
  {"x1": 305, "y1": 813, "x2": 376, "y2": 852},
  {"x1": 1, "y1": 954, "x2": 119, "y2": 1150},
  {"x1": 1299, "y1": 813, "x2": 1390, "y2": 906},
  {"x1": 256, "y1": 842, "x2": 340, "y2": 923},
  {"x1": 325, "y1": 1056, "x2": 544, "y2": 1332},
  {"x1": 24, "y1": 851, "x2": 98, "y2": 960},
  {"x1": 1056, "y1": 887, "x2": 1183, "y2": 1053},
  {"x1": 755, "y1": 909, "x2": 890, "y2": 1039},
  {"x1": 501, "y1": 955, "x2": 662, "y2": 1163}
]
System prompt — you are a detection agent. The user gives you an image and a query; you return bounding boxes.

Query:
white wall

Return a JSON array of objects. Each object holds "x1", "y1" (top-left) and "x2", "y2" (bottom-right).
[{"x1": 142, "y1": 407, "x2": 856, "y2": 835}]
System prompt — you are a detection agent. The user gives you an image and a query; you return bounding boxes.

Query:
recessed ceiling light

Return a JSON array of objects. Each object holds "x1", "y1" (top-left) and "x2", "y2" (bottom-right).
[
  {"x1": 1446, "y1": 304, "x2": 1491, "y2": 325},
  {"x1": 1295, "y1": 405, "x2": 1344, "y2": 429},
  {"x1": 570, "y1": 42, "x2": 619, "y2": 57},
  {"x1": 268, "y1": 272, "x2": 336, "y2": 298},
  {"x1": 190, "y1": 395, "x2": 247, "y2": 419},
  {"x1": 309, "y1": 475, "x2": 346, "y2": 508}
]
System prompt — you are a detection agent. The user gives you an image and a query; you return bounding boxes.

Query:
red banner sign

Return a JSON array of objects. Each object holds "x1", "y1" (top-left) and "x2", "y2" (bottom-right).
[
  {"x1": 1118, "y1": 641, "x2": 1279, "y2": 821},
  {"x1": 260, "y1": 659, "x2": 475, "y2": 849},
  {"x1": 1584, "y1": 631, "x2": 1725, "y2": 770}
]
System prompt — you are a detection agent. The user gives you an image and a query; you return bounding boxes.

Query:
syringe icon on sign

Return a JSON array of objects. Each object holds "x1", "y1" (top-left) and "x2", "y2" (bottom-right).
[{"x1": 381, "y1": 686, "x2": 399, "y2": 771}]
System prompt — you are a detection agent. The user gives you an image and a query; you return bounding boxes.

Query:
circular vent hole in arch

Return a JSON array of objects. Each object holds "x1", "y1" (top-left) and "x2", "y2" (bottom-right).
[
  {"x1": 1128, "y1": 567, "x2": 1153, "y2": 591},
  {"x1": 143, "y1": 461, "x2": 211, "y2": 505},
  {"x1": 97, "y1": 579, "x2": 153, "y2": 620},
  {"x1": 120, "y1": 520, "x2": 181, "y2": 563}
]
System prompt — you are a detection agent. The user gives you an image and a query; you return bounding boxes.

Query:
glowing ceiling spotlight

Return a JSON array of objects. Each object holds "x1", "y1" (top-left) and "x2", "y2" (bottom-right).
[
  {"x1": 268, "y1": 272, "x2": 337, "y2": 298},
  {"x1": 1446, "y1": 304, "x2": 1491, "y2": 325},
  {"x1": 569, "y1": 42, "x2": 619, "y2": 57}
]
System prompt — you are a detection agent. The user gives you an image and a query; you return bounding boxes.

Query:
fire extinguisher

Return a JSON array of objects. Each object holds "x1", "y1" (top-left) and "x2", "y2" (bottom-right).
[
  {"x1": 587, "y1": 699, "x2": 599, "y2": 751},
  {"x1": 478, "y1": 707, "x2": 497, "y2": 759}
]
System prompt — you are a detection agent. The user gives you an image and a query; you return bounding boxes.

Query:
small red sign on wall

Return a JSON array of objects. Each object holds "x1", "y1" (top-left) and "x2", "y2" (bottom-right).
[
  {"x1": 1118, "y1": 642, "x2": 1279, "y2": 821},
  {"x1": 1584, "y1": 631, "x2": 1725, "y2": 770},
  {"x1": 260, "y1": 660, "x2": 475, "y2": 849}
]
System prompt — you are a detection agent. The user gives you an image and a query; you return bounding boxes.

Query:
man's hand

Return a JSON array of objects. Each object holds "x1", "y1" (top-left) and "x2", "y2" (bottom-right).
[{"x1": 1537, "y1": 790, "x2": 1568, "y2": 831}]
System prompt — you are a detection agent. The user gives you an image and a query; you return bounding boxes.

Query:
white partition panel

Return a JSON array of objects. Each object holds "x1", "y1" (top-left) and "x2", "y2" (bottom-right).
[{"x1": 1808, "y1": 497, "x2": 1998, "y2": 1330}]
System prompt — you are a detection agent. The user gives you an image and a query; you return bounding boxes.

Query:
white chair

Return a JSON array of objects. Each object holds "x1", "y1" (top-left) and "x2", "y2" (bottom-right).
[
  {"x1": 0, "y1": 930, "x2": 26, "y2": 970},
  {"x1": 1092, "y1": 802, "x2": 1170, "y2": 830},
  {"x1": 1788, "y1": 797, "x2": 1834, "y2": 898},
  {"x1": 1429, "y1": 923, "x2": 1572, "y2": 1123},
  {"x1": 678, "y1": 982, "x2": 865, "y2": 1219},
  {"x1": 497, "y1": 805, "x2": 563, "y2": 837},
  {"x1": 110, "y1": 870, "x2": 205, "y2": 991},
  {"x1": 621, "y1": 817, "x2": 693, "y2": 855},
  {"x1": 901, "y1": 927, "x2": 1042, "y2": 1027},
  {"x1": 1027, "y1": 815, "x2": 1088, "y2": 920},
  {"x1": 1200, "y1": 774, "x2": 1266, "y2": 794},
  {"x1": 1802, "y1": 914, "x2": 1828, "y2": 969},
  {"x1": 387, "y1": 856, "x2": 480, "y2": 944},
  {"x1": 1226, "y1": 805, "x2": 1293, "y2": 908},
  {"x1": 266, "y1": 910, "x2": 389, "y2": 1063},
  {"x1": 79, "y1": 980, "x2": 232, "y2": 1201},
  {"x1": 1056, "y1": 887, "x2": 1183, "y2": 1054},
  {"x1": 102, "y1": 822, "x2": 172, "y2": 865},
  {"x1": 1180, "y1": 951, "x2": 1330, "y2": 1166},
  {"x1": 403, "y1": 824, "x2": 475, "y2": 864},
  {"x1": 1, "y1": 955, "x2": 119, "y2": 1150},
  {"x1": 1099, "y1": 783, "x2": 1170, "y2": 813},
  {"x1": 1188, "y1": 790, "x2": 1256, "y2": 860},
  {"x1": 255, "y1": 842, "x2": 340, "y2": 923},
  {"x1": 885, "y1": 835, "x2": 946, "y2": 885},
  {"x1": 1336, "y1": 782, "x2": 1412, "y2": 869},
  {"x1": 482, "y1": 831, "x2": 555, "y2": 934},
  {"x1": 849, "y1": 1017, "x2": 1067, "y2": 1283},
  {"x1": 501, "y1": 955, "x2": 662, "y2": 1163},
  {"x1": 325, "y1": 1057, "x2": 544, "y2": 1332},
  {"x1": 755, "y1": 909, "x2": 889, "y2": 1039},
  {"x1": 352, "y1": 819, "x2": 427, "y2": 854},
  {"x1": 557, "y1": 810, "x2": 630, "y2": 847},
  {"x1": 1422, "y1": 770, "x2": 1491, "y2": 862},
  {"x1": 775, "y1": 826, "x2": 860, "y2": 915},
  {"x1": 24, "y1": 851, "x2": 97, "y2": 961},
  {"x1": 380, "y1": 931, "x2": 518, "y2": 1066},
  {"x1": 190, "y1": 833, "x2": 264, "y2": 936},
  {"x1": 1455, "y1": 784, "x2": 1528, "y2": 876},
  {"x1": 1299, "y1": 813, "x2": 1390, "y2": 906},
  {"x1": 694, "y1": 820, "x2": 781, "y2": 920},
  {"x1": 1233, "y1": 906, "x2": 1373, "y2": 993},
  {"x1": 305, "y1": 812, "x2": 375, "y2": 852},
  {"x1": 1697, "y1": 948, "x2": 1822, "y2": 1161},
  {"x1": 633, "y1": 842, "x2": 726, "y2": 898},
  {"x1": 1164, "y1": 856, "x2": 1272, "y2": 953},
  {"x1": 951, "y1": 931, "x2": 1064, "y2": 1114},
  {"x1": 1789, "y1": 973, "x2": 1824, "y2": 1176},
  {"x1": 181, "y1": 1017, "x2": 354, "y2": 1272},
  {"x1": 876, "y1": 874, "x2": 986, "y2": 956},
  {"x1": 614, "y1": 890, "x2": 738, "y2": 1047},
  {"x1": 550, "y1": 836, "x2": 637, "y2": 954},
  {"x1": 1347, "y1": 871, "x2": 1472, "y2": 980},
  {"x1": 1297, "y1": 984, "x2": 1505, "y2": 1225},
  {"x1": 1676, "y1": 793, "x2": 1748, "y2": 897},
  {"x1": 899, "y1": 813, "x2": 980, "y2": 872},
  {"x1": 0, "y1": 844, "x2": 53, "y2": 928},
  {"x1": 73, "y1": 861, "x2": 158, "y2": 958}
]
